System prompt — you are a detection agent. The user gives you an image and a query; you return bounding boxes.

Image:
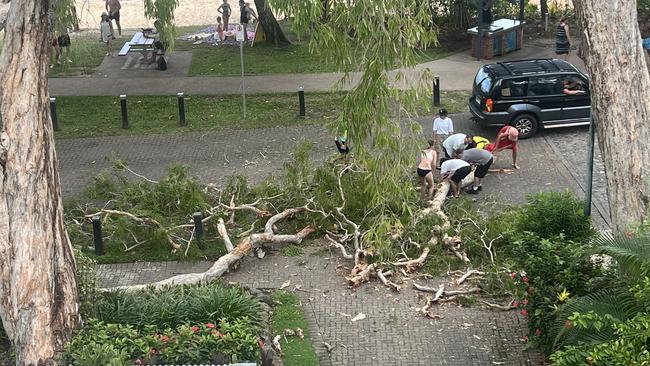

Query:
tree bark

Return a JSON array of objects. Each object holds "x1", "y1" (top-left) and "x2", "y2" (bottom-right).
[
  {"x1": 254, "y1": 0, "x2": 291, "y2": 47},
  {"x1": 540, "y1": 0, "x2": 548, "y2": 18},
  {"x1": 572, "y1": 0, "x2": 650, "y2": 232},
  {"x1": 0, "y1": 0, "x2": 79, "y2": 364}
]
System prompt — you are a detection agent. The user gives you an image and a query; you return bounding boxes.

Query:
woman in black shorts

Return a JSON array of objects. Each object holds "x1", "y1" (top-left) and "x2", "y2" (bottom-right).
[{"x1": 417, "y1": 140, "x2": 437, "y2": 199}]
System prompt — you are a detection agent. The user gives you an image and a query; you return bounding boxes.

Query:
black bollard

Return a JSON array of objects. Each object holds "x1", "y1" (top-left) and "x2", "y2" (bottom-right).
[
  {"x1": 193, "y1": 211, "x2": 206, "y2": 250},
  {"x1": 298, "y1": 86, "x2": 306, "y2": 117},
  {"x1": 177, "y1": 92, "x2": 186, "y2": 127},
  {"x1": 50, "y1": 97, "x2": 59, "y2": 131},
  {"x1": 92, "y1": 216, "x2": 104, "y2": 255},
  {"x1": 120, "y1": 94, "x2": 129, "y2": 129},
  {"x1": 433, "y1": 76, "x2": 441, "y2": 107}
]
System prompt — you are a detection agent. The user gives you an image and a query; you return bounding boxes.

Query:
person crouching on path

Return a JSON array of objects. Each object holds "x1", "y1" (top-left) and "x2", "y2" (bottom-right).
[
  {"x1": 432, "y1": 108, "x2": 453, "y2": 165},
  {"x1": 461, "y1": 148, "x2": 493, "y2": 194},
  {"x1": 417, "y1": 140, "x2": 437, "y2": 200},
  {"x1": 335, "y1": 130, "x2": 350, "y2": 157},
  {"x1": 486, "y1": 126, "x2": 519, "y2": 169},
  {"x1": 100, "y1": 13, "x2": 114, "y2": 56},
  {"x1": 442, "y1": 133, "x2": 473, "y2": 162},
  {"x1": 440, "y1": 158, "x2": 471, "y2": 198}
]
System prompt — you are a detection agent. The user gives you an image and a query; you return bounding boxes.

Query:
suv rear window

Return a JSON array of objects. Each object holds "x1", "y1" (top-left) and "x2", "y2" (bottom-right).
[{"x1": 474, "y1": 67, "x2": 493, "y2": 95}]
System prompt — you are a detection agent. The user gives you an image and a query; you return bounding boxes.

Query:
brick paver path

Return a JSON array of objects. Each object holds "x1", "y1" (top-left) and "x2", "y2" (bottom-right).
[{"x1": 97, "y1": 243, "x2": 543, "y2": 366}]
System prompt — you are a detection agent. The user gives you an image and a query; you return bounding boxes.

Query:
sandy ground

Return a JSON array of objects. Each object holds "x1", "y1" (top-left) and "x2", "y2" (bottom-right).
[{"x1": 74, "y1": 0, "x2": 258, "y2": 30}]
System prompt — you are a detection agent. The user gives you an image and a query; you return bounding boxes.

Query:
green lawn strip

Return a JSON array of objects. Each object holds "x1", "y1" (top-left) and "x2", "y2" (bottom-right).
[
  {"x1": 53, "y1": 93, "x2": 340, "y2": 139},
  {"x1": 48, "y1": 35, "x2": 129, "y2": 77},
  {"x1": 271, "y1": 291, "x2": 319, "y2": 366}
]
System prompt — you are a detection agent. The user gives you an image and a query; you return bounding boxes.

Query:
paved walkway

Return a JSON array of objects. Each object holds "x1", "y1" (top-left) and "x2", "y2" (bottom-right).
[{"x1": 48, "y1": 39, "x2": 586, "y2": 96}]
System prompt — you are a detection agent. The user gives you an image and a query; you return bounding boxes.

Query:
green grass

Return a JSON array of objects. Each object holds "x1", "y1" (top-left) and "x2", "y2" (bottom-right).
[
  {"x1": 189, "y1": 40, "x2": 467, "y2": 76},
  {"x1": 53, "y1": 93, "x2": 340, "y2": 139},
  {"x1": 48, "y1": 35, "x2": 128, "y2": 77},
  {"x1": 272, "y1": 291, "x2": 319, "y2": 366},
  {"x1": 280, "y1": 245, "x2": 304, "y2": 257}
]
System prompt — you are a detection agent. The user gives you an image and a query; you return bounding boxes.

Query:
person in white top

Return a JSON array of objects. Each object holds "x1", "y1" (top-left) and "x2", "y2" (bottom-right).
[
  {"x1": 440, "y1": 159, "x2": 471, "y2": 198},
  {"x1": 442, "y1": 133, "x2": 473, "y2": 160},
  {"x1": 416, "y1": 140, "x2": 437, "y2": 199},
  {"x1": 432, "y1": 109, "x2": 453, "y2": 166}
]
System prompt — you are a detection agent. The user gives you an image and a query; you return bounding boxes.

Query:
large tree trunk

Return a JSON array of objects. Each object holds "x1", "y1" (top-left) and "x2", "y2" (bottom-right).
[
  {"x1": 572, "y1": 0, "x2": 650, "y2": 232},
  {"x1": 0, "y1": 0, "x2": 79, "y2": 364},
  {"x1": 540, "y1": 0, "x2": 548, "y2": 19},
  {"x1": 254, "y1": 0, "x2": 291, "y2": 47}
]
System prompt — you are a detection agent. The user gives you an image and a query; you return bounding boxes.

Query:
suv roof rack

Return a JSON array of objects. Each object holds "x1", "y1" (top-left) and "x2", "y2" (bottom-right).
[
  {"x1": 496, "y1": 62, "x2": 514, "y2": 75},
  {"x1": 495, "y1": 59, "x2": 573, "y2": 76}
]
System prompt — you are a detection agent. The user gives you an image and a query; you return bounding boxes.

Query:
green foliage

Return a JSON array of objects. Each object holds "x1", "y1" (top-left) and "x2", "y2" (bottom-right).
[
  {"x1": 62, "y1": 318, "x2": 260, "y2": 365},
  {"x1": 144, "y1": 0, "x2": 179, "y2": 51},
  {"x1": 74, "y1": 248, "x2": 99, "y2": 317},
  {"x1": 90, "y1": 281, "x2": 262, "y2": 331},
  {"x1": 280, "y1": 245, "x2": 304, "y2": 257},
  {"x1": 508, "y1": 232, "x2": 603, "y2": 350},
  {"x1": 593, "y1": 235, "x2": 650, "y2": 279},
  {"x1": 516, "y1": 191, "x2": 594, "y2": 243},
  {"x1": 272, "y1": 291, "x2": 319, "y2": 366}
]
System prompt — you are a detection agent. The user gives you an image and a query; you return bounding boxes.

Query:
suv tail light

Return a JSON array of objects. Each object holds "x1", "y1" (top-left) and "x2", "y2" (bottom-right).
[{"x1": 485, "y1": 98, "x2": 493, "y2": 112}]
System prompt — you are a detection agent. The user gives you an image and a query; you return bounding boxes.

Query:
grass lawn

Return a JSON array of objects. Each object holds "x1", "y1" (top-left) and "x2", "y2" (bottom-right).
[
  {"x1": 272, "y1": 291, "x2": 319, "y2": 366},
  {"x1": 52, "y1": 91, "x2": 471, "y2": 139},
  {"x1": 53, "y1": 93, "x2": 341, "y2": 139},
  {"x1": 48, "y1": 35, "x2": 128, "y2": 77}
]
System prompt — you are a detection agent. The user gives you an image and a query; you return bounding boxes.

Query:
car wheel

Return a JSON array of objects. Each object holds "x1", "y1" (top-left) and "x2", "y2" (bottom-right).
[{"x1": 511, "y1": 114, "x2": 538, "y2": 139}]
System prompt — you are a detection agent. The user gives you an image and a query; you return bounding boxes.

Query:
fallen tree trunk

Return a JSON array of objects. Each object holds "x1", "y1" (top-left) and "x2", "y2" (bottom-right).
[{"x1": 102, "y1": 206, "x2": 316, "y2": 291}]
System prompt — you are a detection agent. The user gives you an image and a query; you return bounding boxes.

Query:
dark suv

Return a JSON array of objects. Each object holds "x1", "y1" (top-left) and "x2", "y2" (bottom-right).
[{"x1": 469, "y1": 59, "x2": 591, "y2": 139}]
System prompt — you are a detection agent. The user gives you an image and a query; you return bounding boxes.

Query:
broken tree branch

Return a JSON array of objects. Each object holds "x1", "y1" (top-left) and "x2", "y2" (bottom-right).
[
  {"x1": 217, "y1": 218, "x2": 234, "y2": 252},
  {"x1": 377, "y1": 269, "x2": 400, "y2": 292},
  {"x1": 480, "y1": 300, "x2": 517, "y2": 311},
  {"x1": 392, "y1": 247, "x2": 430, "y2": 272},
  {"x1": 456, "y1": 269, "x2": 485, "y2": 285}
]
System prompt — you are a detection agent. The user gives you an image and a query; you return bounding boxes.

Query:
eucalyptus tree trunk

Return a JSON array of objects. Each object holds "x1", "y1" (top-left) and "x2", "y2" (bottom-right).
[
  {"x1": 254, "y1": 0, "x2": 291, "y2": 46},
  {"x1": 572, "y1": 0, "x2": 650, "y2": 232},
  {"x1": 540, "y1": 0, "x2": 548, "y2": 18},
  {"x1": 0, "y1": 0, "x2": 79, "y2": 364}
]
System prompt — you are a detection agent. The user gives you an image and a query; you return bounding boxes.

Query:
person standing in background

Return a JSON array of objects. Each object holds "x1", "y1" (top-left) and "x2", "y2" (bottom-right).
[
  {"x1": 105, "y1": 0, "x2": 122, "y2": 36},
  {"x1": 432, "y1": 108, "x2": 453, "y2": 166},
  {"x1": 555, "y1": 16, "x2": 571, "y2": 61},
  {"x1": 217, "y1": 0, "x2": 232, "y2": 32}
]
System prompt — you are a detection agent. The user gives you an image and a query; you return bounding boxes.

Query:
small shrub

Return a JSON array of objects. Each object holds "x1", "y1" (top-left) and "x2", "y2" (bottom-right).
[
  {"x1": 91, "y1": 281, "x2": 262, "y2": 331},
  {"x1": 74, "y1": 248, "x2": 99, "y2": 317},
  {"x1": 516, "y1": 191, "x2": 594, "y2": 243}
]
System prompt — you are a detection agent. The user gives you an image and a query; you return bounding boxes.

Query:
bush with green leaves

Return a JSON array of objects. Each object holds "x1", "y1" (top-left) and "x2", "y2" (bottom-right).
[
  {"x1": 515, "y1": 190, "x2": 594, "y2": 243},
  {"x1": 90, "y1": 281, "x2": 262, "y2": 331},
  {"x1": 508, "y1": 231, "x2": 604, "y2": 349},
  {"x1": 61, "y1": 318, "x2": 259, "y2": 365}
]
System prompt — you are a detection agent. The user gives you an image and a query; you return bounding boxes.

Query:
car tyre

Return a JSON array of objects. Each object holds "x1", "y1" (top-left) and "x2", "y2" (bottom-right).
[{"x1": 511, "y1": 114, "x2": 538, "y2": 139}]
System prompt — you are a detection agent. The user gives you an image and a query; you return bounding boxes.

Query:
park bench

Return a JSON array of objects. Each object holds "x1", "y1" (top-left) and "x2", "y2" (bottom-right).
[{"x1": 119, "y1": 31, "x2": 156, "y2": 62}]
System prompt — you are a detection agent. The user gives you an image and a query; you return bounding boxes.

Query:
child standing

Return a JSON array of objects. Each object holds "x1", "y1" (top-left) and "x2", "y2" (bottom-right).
[
  {"x1": 216, "y1": 16, "x2": 225, "y2": 42},
  {"x1": 100, "y1": 12, "x2": 114, "y2": 56}
]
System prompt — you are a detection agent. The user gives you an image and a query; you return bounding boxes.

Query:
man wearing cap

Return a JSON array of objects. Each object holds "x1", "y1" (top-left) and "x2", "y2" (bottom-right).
[
  {"x1": 432, "y1": 109, "x2": 453, "y2": 165},
  {"x1": 486, "y1": 125, "x2": 519, "y2": 169}
]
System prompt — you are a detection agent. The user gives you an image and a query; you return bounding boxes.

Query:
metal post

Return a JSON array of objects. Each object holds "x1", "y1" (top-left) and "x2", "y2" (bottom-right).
[
  {"x1": 545, "y1": 13, "x2": 549, "y2": 32},
  {"x1": 240, "y1": 39, "x2": 247, "y2": 118},
  {"x1": 193, "y1": 211, "x2": 206, "y2": 250},
  {"x1": 519, "y1": 0, "x2": 525, "y2": 22},
  {"x1": 433, "y1": 76, "x2": 440, "y2": 107},
  {"x1": 177, "y1": 92, "x2": 186, "y2": 127},
  {"x1": 92, "y1": 216, "x2": 104, "y2": 255},
  {"x1": 584, "y1": 115, "x2": 595, "y2": 217},
  {"x1": 49, "y1": 97, "x2": 59, "y2": 131},
  {"x1": 120, "y1": 94, "x2": 129, "y2": 129},
  {"x1": 298, "y1": 86, "x2": 306, "y2": 117}
]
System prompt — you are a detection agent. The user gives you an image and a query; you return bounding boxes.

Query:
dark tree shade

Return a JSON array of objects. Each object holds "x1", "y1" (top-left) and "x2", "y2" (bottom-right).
[{"x1": 254, "y1": 0, "x2": 291, "y2": 46}]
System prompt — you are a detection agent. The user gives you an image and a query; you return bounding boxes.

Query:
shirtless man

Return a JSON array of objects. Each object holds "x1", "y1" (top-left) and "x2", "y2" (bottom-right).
[
  {"x1": 105, "y1": 0, "x2": 122, "y2": 36},
  {"x1": 417, "y1": 140, "x2": 437, "y2": 199}
]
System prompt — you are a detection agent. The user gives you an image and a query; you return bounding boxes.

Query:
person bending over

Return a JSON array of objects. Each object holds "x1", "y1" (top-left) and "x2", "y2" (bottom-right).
[
  {"x1": 486, "y1": 126, "x2": 519, "y2": 169},
  {"x1": 442, "y1": 133, "x2": 473, "y2": 162},
  {"x1": 460, "y1": 148, "x2": 493, "y2": 194},
  {"x1": 440, "y1": 159, "x2": 471, "y2": 198}
]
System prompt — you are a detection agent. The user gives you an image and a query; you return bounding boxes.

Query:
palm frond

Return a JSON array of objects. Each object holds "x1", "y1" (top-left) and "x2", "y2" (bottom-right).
[
  {"x1": 550, "y1": 288, "x2": 642, "y2": 351},
  {"x1": 593, "y1": 233, "x2": 650, "y2": 278}
]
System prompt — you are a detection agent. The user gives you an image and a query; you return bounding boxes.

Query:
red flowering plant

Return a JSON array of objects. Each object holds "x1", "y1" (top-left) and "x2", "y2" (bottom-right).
[{"x1": 509, "y1": 232, "x2": 605, "y2": 352}]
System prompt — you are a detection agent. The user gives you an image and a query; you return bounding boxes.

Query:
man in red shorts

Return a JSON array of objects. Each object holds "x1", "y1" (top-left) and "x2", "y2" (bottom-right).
[{"x1": 486, "y1": 126, "x2": 519, "y2": 169}]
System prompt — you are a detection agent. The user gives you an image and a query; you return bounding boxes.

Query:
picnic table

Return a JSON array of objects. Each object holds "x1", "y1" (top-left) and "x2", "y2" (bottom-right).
[{"x1": 118, "y1": 31, "x2": 156, "y2": 62}]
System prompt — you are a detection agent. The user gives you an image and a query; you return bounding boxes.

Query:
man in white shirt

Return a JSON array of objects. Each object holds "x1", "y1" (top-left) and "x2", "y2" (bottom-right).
[
  {"x1": 442, "y1": 133, "x2": 473, "y2": 160},
  {"x1": 440, "y1": 159, "x2": 472, "y2": 198},
  {"x1": 432, "y1": 109, "x2": 453, "y2": 166}
]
